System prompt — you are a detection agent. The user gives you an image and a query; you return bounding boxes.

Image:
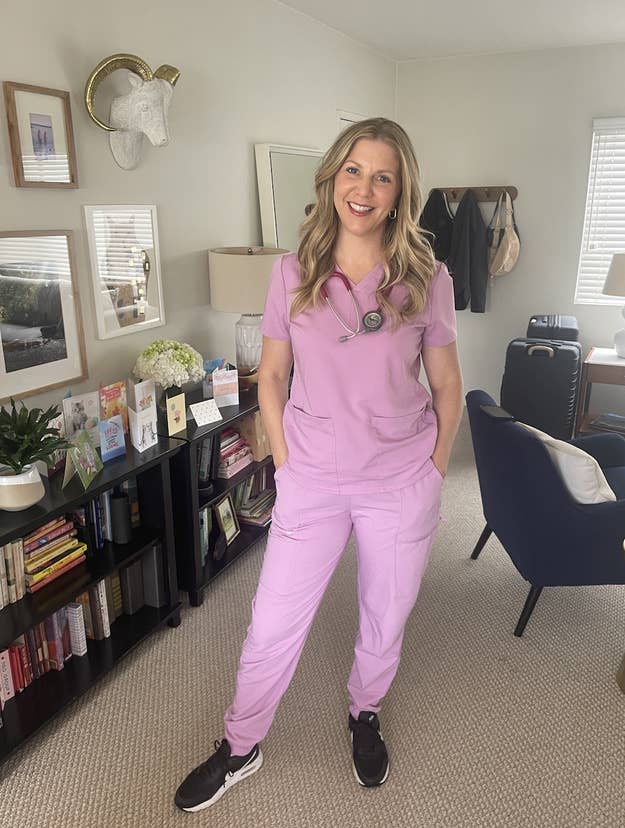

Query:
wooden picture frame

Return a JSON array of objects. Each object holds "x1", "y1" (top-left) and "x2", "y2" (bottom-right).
[
  {"x1": 214, "y1": 494, "x2": 241, "y2": 546},
  {"x1": 3, "y1": 81, "x2": 79, "y2": 188},
  {"x1": 0, "y1": 230, "x2": 88, "y2": 401}
]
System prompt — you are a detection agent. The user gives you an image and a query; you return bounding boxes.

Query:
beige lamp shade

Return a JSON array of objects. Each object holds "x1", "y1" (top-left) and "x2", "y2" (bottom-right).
[
  {"x1": 208, "y1": 246, "x2": 289, "y2": 313},
  {"x1": 602, "y1": 253, "x2": 625, "y2": 296}
]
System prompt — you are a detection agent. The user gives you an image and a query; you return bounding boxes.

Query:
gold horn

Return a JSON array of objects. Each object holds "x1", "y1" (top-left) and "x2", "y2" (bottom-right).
[
  {"x1": 154, "y1": 64, "x2": 181, "y2": 86},
  {"x1": 84, "y1": 53, "x2": 154, "y2": 132}
]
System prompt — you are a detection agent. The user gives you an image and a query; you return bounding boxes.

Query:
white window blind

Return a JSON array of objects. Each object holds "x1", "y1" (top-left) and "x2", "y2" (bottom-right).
[{"x1": 575, "y1": 117, "x2": 625, "y2": 305}]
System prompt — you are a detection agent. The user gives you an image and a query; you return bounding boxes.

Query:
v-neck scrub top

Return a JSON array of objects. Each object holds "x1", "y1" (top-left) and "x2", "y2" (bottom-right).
[{"x1": 261, "y1": 253, "x2": 457, "y2": 495}]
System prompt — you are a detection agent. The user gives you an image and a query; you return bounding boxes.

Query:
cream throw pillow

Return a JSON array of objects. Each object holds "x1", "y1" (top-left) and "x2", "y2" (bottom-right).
[{"x1": 518, "y1": 422, "x2": 616, "y2": 504}]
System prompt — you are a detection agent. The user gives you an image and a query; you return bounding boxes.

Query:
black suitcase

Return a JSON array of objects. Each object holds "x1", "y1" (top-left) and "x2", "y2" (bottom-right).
[
  {"x1": 500, "y1": 338, "x2": 582, "y2": 439},
  {"x1": 527, "y1": 314, "x2": 578, "y2": 341}
]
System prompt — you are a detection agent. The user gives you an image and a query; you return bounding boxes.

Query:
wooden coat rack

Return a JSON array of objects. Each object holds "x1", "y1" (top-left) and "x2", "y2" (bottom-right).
[{"x1": 432, "y1": 186, "x2": 518, "y2": 203}]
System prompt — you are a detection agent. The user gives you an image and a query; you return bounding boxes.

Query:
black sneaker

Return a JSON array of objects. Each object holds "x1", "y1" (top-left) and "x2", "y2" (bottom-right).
[
  {"x1": 348, "y1": 711, "x2": 389, "y2": 787},
  {"x1": 174, "y1": 738, "x2": 263, "y2": 812}
]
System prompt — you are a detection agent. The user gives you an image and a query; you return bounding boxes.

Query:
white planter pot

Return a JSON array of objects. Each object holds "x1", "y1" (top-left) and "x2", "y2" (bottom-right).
[{"x1": 0, "y1": 464, "x2": 45, "y2": 512}]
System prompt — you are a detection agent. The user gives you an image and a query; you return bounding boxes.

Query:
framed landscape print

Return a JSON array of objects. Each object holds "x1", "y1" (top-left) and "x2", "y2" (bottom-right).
[
  {"x1": 3, "y1": 82, "x2": 79, "y2": 188},
  {"x1": 0, "y1": 230, "x2": 87, "y2": 401},
  {"x1": 84, "y1": 204, "x2": 166, "y2": 339}
]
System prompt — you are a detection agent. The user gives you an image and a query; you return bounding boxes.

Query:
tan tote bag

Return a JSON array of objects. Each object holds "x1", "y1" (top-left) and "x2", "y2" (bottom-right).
[{"x1": 487, "y1": 192, "x2": 520, "y2": 277}]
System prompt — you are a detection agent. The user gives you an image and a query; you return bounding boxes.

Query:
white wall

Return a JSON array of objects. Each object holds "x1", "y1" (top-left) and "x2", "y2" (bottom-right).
[
  {"x1": 398, "y1": 43, "x2": 625, "y2": 409},
  {"x1": 0, "y1": 0, "x2": 394, "y2": 412}
]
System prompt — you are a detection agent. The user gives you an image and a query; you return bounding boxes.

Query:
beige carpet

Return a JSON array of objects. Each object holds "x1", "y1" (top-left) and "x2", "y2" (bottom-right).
[{"x1": 2, "y1": 417, "x2": 625, "y2": 828}]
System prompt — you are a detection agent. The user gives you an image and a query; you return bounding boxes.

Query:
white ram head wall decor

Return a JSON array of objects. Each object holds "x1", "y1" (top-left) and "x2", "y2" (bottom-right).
[{"x1": 84, "y1": 53, "x2": 180, "y2": 170}]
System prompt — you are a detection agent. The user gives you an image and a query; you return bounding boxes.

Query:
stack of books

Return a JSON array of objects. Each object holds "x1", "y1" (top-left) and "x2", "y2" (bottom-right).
[
  {"x1": 218, "y1": 428, "x2": 254, "y2": 479},
  {"x1": 233, "y1": 466, "x2": 276, "y2": 527},
  {"x1": 22, "y1": 518, "x2": 87, "y2": 594}
]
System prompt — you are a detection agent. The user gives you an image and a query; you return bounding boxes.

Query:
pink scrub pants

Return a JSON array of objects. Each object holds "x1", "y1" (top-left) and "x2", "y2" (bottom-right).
[{"x1": 223, "y1": 460, "x2": 443, "y2": 757}]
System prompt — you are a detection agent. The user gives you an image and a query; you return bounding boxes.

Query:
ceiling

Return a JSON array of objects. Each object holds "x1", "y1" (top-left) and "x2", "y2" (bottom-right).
[{"x1": 277, "y1": 0, "x2": 625, "y2": 61}]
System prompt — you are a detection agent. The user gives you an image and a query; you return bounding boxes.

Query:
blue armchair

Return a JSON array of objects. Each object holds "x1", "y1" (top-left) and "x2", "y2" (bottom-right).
[{"x1": 466, "y1": 389, "x2": 625, "y2": 635}]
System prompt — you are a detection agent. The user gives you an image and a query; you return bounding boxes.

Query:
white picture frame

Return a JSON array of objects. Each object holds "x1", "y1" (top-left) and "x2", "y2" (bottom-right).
[{"x1": 83, "y1": 204, "x2": 166, "y2": 340}]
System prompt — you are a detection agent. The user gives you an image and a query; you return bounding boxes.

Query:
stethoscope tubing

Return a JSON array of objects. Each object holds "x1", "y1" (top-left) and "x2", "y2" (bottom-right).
[{"x1": 321, "y1": 271, "x2": 386, "y2": 343}]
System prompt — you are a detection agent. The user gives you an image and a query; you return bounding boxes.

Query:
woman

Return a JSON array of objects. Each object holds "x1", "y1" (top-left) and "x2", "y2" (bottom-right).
[{"x1": 175, "y1": 118, "x2": 463, "y2": 812}]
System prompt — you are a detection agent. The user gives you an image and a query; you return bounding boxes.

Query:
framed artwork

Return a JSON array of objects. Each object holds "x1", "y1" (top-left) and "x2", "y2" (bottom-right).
[
  {"x1": 214, "y1": 494, "x2": 241, "y2": 546},
  {"x1": 83, "y1": 204, "x2": 166, "y2": 340},
  {"x1": 0, "y1": 230, "x2": 87, "y2": 401},
  {"x1": 3, "y1": 82, "x2": 79, "y2": 188}
]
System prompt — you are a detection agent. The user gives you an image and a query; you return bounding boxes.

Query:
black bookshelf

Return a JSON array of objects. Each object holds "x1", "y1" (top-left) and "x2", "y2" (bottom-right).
[
  {"x1": 0, "y1": 438, "x2": 182, "y2": 763},
  {"x1": 167, "y1": 385, "x2": 273, "y2": 606}
]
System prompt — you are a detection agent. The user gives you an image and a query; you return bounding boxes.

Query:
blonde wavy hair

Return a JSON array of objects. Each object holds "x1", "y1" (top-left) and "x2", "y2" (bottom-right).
[{"x1": 291, "y1": 117, "x2": 436, "y2": 327}]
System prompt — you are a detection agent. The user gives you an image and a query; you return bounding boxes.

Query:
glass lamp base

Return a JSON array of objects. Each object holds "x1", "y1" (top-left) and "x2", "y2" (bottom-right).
[{"x1": 235, "y1": 314, "x2": 263, "y2": 375}]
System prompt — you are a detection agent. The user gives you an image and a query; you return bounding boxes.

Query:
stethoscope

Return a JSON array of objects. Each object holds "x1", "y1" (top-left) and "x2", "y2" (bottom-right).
[{"x1": 320, "y1": 271, "x2": 388, "y2": 343}]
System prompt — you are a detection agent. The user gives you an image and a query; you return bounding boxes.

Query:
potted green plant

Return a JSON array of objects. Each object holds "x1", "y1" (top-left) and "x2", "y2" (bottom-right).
[{"x1": 0, "y1": 399, "x2": 70, "y2": 511}]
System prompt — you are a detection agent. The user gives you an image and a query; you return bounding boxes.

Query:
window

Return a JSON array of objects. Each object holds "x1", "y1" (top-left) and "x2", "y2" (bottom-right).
[{"x1": 575, "y1": 117, "x2": 625, "y2": 305}]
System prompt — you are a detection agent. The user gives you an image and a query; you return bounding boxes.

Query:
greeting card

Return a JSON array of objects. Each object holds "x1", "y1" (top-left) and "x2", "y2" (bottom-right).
[
  {"x1": 213, "y1": 367, "x2": 239, "y2": 409},
  {"x1": 99, "y1": 415, "x2": 127, "y2": 462},
  {"x1": 128, "y1": 407, "x2": 158, "y2": 452},
  {"x1": 64, "y1": 431, "x2": 103, "y2": 490},
  {"x1": 128, "y1": 378, "x2": 156, "y2": 414},
  {"x1": 99, "y1": 381, "x2": 129, "y2": 433},
  {"x1": 63, "y1": 392, "x2": 100, "y2": 448},
  {"x1": 166, "y1": 392, "x2": 186, "y2": 436}
]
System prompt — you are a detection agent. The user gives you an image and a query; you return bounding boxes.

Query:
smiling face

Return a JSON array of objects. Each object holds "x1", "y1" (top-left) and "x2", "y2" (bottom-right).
[{"x1": 333, "y1": 138, "x2": 401, "y2": 247}]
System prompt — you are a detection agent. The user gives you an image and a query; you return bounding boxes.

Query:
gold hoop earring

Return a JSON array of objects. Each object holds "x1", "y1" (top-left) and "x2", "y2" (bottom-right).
[{"x1": 388, "y1": 208, "x2": 397, "y2": 220}]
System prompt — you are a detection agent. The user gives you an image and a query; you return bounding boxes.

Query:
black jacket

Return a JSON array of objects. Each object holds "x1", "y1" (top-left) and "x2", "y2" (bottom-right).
[
  {"x1": 419, "y1": 189, "x2": 454, "y2": 263},
  {"x1": 447, "y1": 189, "x2": 488, "y2": 313}
]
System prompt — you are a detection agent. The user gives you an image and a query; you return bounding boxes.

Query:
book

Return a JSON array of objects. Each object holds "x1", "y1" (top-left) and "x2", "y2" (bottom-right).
[
  {"x1": 218, "y1": 453, "x2": 254, "y2": 479},
  {"x1": 142, "y1": 544, "x2": 167, "y2": 608},
  {"x1": 66, "y1": 603, "x2": 88, "y2": 657},
  {"x1": 96, "y1": 579, "x2": 111, "y2": 638},
  {"x1": 76, "y1": 592, "x2": 94, "y2": 639},
  {"x1": 23, "y1": 516, "x2": 66, "y2": 546},
  {"x1": 25, "y1": 537, "x2": 83, "y2": 575},
  {"x1": 99, "y1": 415, "x2": 127, "y2": 462},
  {"x1": 25, "y1": 544, "x2": 87, "y2": 586},
  {"x1": 24, "y1": 520, "x2": 75, "y2": 555},
  {"x1": 119, "y1": 559, "x2": 144, "y2": 615},
  {"x1": 0, "y1": 649, "x2": 15, "y2": 706},
  {"x1": 4, "y1": 543, "x2": 17, "y2": 604},
  {"x1": 0, "y1": 547, "x2": 7, "y2": 609},
  {"x1": 43, "y1": 614, "x2": 64, "y2": 671},
  {"x1": 99, "y1": 380, "x2": 129, "y2": 432},
  {"x1": 27, "y1": 554, "x2": 87, "y2": 594},
  {"x1": 11, "y1": 540, "x2": 24, "y2": 600},
  {"x1": 63, "y1": 391, "x2": 100, "y2": 448}
]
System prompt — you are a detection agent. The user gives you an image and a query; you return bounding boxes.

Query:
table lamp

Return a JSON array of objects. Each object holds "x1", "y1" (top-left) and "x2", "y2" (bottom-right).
[
  {"x1": 208, "y1": 246, "x2": 288, "y2": 377},
  {"x1": 602, "y1": 253, "x2": 625, "y2": 357}
]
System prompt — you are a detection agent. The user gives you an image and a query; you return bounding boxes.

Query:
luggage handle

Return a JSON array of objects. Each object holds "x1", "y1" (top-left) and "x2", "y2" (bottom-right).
[{"x1": 527, "y1": 344, "x2": 555, "y2": 358}]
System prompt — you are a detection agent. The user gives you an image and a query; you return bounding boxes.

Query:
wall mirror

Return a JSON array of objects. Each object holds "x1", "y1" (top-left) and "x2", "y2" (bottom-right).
[
  {"x1": 84, "y1": 204, "x2": 165, "y2": 340},
  {"x1": 255, "y1": 143, "x2": 323, "y2": 251}
]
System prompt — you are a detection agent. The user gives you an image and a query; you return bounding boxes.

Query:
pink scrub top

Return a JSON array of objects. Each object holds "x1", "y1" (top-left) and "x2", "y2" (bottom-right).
[{"x1": 261, "y1": 253, "x2": 457, "y2": 495}]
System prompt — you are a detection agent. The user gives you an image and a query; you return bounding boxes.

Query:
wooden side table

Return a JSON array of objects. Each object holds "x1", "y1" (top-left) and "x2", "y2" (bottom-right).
[{"x1": 575, "y1": 346, "x2": 625, "y2": 434}]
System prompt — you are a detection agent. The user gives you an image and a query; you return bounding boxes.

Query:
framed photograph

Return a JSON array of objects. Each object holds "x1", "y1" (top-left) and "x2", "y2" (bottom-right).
[
  {"x1": 83, "y1": 205, "x2": 166, "y2": 340},
  {"x1": 0, "y1": 230, "x2": 87, "y2": 401},
  {"x1": 214, "y1": 494, "x2": 241, "y2": 546},
  {"x1": 3, "y1": 82, "x2": 79, "y2": 188}
]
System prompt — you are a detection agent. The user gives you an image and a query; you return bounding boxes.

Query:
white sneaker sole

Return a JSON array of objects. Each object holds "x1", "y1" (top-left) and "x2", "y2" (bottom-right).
[
  {"x1": 350, "y1": 731, "x2": 390, "y2": 787},
  {"x1": 181, "y1": 748, "x2": 264, "y2": 813}
]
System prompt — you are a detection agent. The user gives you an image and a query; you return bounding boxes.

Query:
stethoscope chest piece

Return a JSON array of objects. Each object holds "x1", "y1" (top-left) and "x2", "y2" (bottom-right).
[
  {"x1": 363, "y1": 309, "x2": 383, "y2": 332},
  {"x1": 321, "y1": 270, "x2": 389, "y2": 343}
]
